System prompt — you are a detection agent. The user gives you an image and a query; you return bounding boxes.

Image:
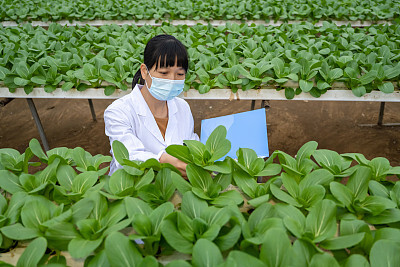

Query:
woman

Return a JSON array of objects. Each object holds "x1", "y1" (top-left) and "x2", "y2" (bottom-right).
[{"x1": 104, "y1": 34, "x2": 199, "y2": 176}]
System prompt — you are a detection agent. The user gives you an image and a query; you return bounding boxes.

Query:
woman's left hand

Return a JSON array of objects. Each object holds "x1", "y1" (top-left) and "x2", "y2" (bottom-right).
[{"x1": 159, "y1": 152, "x2": 188, "y2": 178}]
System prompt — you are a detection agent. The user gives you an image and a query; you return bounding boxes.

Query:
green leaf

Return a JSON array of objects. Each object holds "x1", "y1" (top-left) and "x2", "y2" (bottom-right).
[
  {"x1": 192, "y1": 239, "x2": 223, "y2": 267},
  {"x1": 364, "y1": 208, "x2": 400, "y2": 224},
  {"x1": 210, "y1": 190, "x2": 243, "y2": 206},
  {"x1": 181, "y1": 191, "x2": 208, "y2": 219},
  {"x1": 358, "y1": 196, "x2": 396, "y2": 216},
  {"x1": 105, "y1": 232, "x2": 143, "y2": 267},
  {"x1": 299, "y1": 80, "x2": 313, "y2": 92},
  {"x1": 369, "y1": 180, "x2": 390, "y2": 198},
  {"x1": 256, "y1": 163, "x2": 281, "y2": 176},
  {"x1": 310, "y1": 253, "x2": 340, "y2": 267},
  {"x1": 85, "y1": 250, "x2": 110, "y2": 267},
  {"x1": 186, "y1": 164, "x2": 213, "y2": 192},
  {"x1": 248, "y1": 203, "x2": 276, "y2": 233},
  {"x1": 184, "y1": 140, "x2": 208, "y2": 164},
  {"x1": 29, "y1": 138, "x2": 48, "y2": 161},
  {"x1": 45, "y1": 222, "x2": 78, "y2": 251},
  {"x1": 123, "y1": 165, "x2": 144, "y2": 176},
  {"x1": 330, "y1": 182, "x2": 353, "y2": 207},
  {"x1": 281, "y1": 173, "x2": 299, "y2": 198},
  {"x1": 374, "y1": 228, "x2": 400, "y2": 245},
  {"x1": 132, "y1": 214, "x2": 152, "y2": 236},
  {"x1": 108, "y1": 169, "x2": 135, "y2": 196},
  {"x1": 161, "y1": 213, "x2": 193, "y2": 254},
  {"x1": 166, "y1": 145, "x2": 192, "y2": 163},
  {"x1": 359, "y1": 70, "x2": 377, "y2": 85},
  {"x1": 68, "y1": 237, "x2": 103, "y2": 259},
  {"x1": 71, "y1": 198, "x2": 94, "y2": 223},
  {"x1": 299, "y1": 169, "x2": 333, "y2": 191},
  {"x1": 283, "y1": 216, "x2": 304, "y2": 238},
  {"x1": 224, "y1": 250, "x2": 265, "y2": 267},
  {"x1": 232, "y1": 169, "x2": 258, "y2": 199},
  {"x1": 0, "y1": 170, "x2": 24, "y2": 194},
  {"x1": 270, "y1": 183, "x2": 301, "y2": 207},
  {"x1": 260, "y1": 229, "x2": 292, "y2": 267},
  {"x1": 21, "y1": 197, "x2": 54, "y2": 229},
  {"x1": 112, "y1": 140, "x2": 129, "y2": 165},
  {"x1": 1, "y1": 223, "x2": 40, "y2": 240},
  {"x1": 329, "y1": 68, "x2": 343, "y2": 80},
  {"x1": 203, "y1": 161, "x2": 231, "y2": 174},
  {"x1": 15, "y1": 61, "x2": 30, "y2": 79},
  {"x1": 71, "y1": 171, "x2": 99, "y2": 194},
  {"x1": 300, "y1": 185, "x2": 325, "y2": 208},
  {"x1": 56, "y1": 165, "x2": 76, "y2": 191},
  {"x1": 378, "y1": 82, "x2": 394, "y2": 93},
  {"x1": 214, "y1": 224, "x2": 241, "y2": 251},
  {"x1": 31, "y1": 76, "x2": 47, "y2": 85},
  {"x1": 305, "y1": 199, "x2": 337, "y2": 242},
  {"x1": 125, "y1": 197, "x2": 152, "y2": 218},
  {"x1": 17, "y1": 237, "x2": 47, "y2": 267},
  {"x1": 248, "y1": 194, "x2": 270, "y2": 208},
  {"x1": 14, "y1": 77, "x2": 30, "y2": 86},
  {"x1": 352, "y1": 86, "x2": 366, "y2": 97},
  {"x1": 149, "y1": 202, "x2": 174, "y2": 234},
  {"x1": 292, "y1": 239, "x2": 317, "y2": 267},
  {"x1": 271, "y1": 58, "x2": 285, "y2": 77},
  {"x1": 171, "y1": 171, "x2": 192, "y2": 194},
  {"x1": 205, "y1": 125, "x2": 231, "y2": 162},
  {"x1": 347, "y1": 166, "x2": 371, "y2": 201},
  {"x1": 285, "y1": 87, "x2": 295, "y2": 99},
  {"x1": 343, "y1": 254, "x2": 370, "y2": 267},
  {"x1": 320, "y1": 232, "x2": 365, "y2": 250},
  {"x1": 370, "y1": 240, "x2": 400, "y2": 267},
  {"x1": 61, "y1": 81, "x2": 74, "y2": 91}
]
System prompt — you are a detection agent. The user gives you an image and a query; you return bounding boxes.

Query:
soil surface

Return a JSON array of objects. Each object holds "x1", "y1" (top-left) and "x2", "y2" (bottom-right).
[{"x1": 1, "y1": 96, "x2": 400, "y2": 166}]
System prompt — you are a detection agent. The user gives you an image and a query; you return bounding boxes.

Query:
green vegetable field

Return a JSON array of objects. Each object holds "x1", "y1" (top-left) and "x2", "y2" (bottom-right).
[
  {"x1": 1, "y1": 127, "x2": 400, "y2": 266},
  {"x1": 0, "y1": 22, "x2": 399, "y2": 98},
  {"x1": 1, "y1": 0, "x2": 399, "y2": 22},
  {"x1": 1, "y1": 0, "x2": 400, "y2": 266}
]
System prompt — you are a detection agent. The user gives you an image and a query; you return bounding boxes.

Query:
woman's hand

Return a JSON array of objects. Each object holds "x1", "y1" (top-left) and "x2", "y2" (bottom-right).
[{"x1": 159, "y1": 152, "x2": 188, "y2": 178}]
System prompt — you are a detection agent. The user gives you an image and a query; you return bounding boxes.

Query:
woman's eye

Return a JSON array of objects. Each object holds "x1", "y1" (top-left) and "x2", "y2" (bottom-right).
[
  {"x1": 160, "y1": 72, "x2": 168, "y2": 75},
  {"x1": 178, "y1": 73, "x2": 185, "y2": 76}
]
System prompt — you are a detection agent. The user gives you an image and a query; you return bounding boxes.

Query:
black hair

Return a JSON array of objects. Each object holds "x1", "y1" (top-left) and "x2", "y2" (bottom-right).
[{"x1": 132, "y1": 34, "x2": 189, "y2": 89}]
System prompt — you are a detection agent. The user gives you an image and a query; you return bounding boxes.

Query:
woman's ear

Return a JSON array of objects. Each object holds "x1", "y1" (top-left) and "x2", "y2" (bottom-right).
[
  {"x1": 140, "y1": 63, "x2": 148, "y2": 80},
  {"x1": 140, "y1": 63, "x2": 152, "y2": 88}
]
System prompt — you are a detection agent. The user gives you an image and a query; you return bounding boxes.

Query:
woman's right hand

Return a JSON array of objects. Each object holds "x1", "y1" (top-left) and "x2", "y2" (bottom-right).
[{"x1": 159, "y1": 152, "x2": 188, "y2": 178}]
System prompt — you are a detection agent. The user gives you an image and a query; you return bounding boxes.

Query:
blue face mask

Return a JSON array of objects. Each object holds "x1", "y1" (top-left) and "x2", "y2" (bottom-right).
[{"x1": 145, "y1": 66, "x2": 185, "y2": 101}]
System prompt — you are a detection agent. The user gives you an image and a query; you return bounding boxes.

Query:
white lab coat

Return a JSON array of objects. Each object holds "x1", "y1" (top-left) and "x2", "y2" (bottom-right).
[{"x1": 104, "y1": 84, "x2": 199, "y2": 175}]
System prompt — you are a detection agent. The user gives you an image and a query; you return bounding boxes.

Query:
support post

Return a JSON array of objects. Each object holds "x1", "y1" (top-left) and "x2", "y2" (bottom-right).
[
  {"x1": 26, "y1": 98, "x2": 50, "y2": 151},
  {"x1": 88, "y1": 99, "x2": 97, "y2": 122},
  {"x1": 378, "y1": 102, "x2": 385, "y2": 126},
  {"x1": 251, "y1": 100, "x2": 255, "y2": 110}
]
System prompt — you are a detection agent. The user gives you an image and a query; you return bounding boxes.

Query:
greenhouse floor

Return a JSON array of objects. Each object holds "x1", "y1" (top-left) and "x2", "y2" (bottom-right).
[{"x1": 1, "y1": 98, "x2": 400, "y2": 166}]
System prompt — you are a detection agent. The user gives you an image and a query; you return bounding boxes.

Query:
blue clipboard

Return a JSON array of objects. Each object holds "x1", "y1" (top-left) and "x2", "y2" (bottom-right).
[{"x1": 200, "y1": 108, "x2": 269, "y2": 160}]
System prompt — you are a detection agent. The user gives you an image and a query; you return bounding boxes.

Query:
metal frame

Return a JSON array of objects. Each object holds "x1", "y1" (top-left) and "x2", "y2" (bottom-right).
[
  {"x1": 2, "y1": 88, "x2": 399, "y2": 151},
  {"x1": 2, "y1": 87, "x2": 400, "y2": 101}
]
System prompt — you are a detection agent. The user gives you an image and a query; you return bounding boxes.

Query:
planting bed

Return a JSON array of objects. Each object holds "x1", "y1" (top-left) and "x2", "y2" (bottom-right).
[{"x1": 0, "y1": 127, "x2": 399, "y2": 266}]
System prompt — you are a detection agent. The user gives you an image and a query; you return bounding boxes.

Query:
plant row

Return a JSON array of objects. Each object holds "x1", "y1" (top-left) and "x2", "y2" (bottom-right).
[
  {"x1": 0, "y1": 126, "x2": 399, "y2": 266},
  {"x1": 0, "y1": 0, "x2": 399, "y2": 23},
  {"x1": 0, "y1": 22, "x2": 399, "y2": 99}
]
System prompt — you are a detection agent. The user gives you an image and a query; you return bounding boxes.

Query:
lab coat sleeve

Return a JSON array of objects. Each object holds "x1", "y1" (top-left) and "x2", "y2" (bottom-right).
[
  {"x1": 189, "y1": 112, "x2": 200, "y2": 141},
  {"x1": 104, "y1": 108, "x2": 164, "y2": 164}
]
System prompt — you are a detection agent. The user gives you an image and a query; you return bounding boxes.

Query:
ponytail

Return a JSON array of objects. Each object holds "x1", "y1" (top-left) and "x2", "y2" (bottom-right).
[{"x1": 132, "y1": 69, "x2": 144, "y2": 89}]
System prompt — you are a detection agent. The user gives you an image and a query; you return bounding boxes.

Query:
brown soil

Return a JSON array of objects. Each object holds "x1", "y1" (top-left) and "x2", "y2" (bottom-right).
[{"x1": 1, "y1": 97, "x2": 400, "y2": 166}]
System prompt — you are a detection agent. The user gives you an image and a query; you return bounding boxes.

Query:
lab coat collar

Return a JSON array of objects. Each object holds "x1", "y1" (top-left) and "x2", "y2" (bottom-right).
[{"x1": 131, "y1": 84, "x2": 178, "y2": 144}]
